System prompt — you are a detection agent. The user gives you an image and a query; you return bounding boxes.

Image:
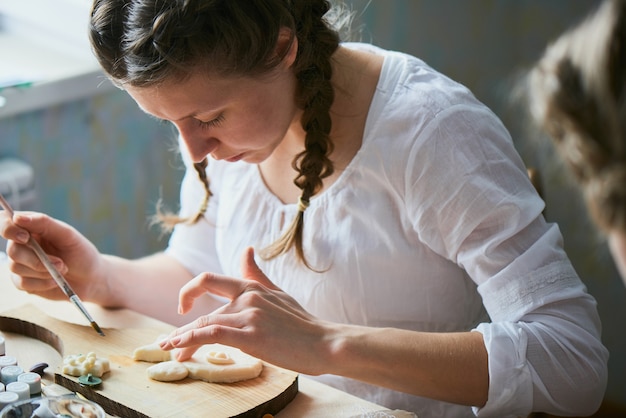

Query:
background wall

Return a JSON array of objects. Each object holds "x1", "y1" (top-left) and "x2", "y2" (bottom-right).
[
  {"x1": 344, "y1": 0, "x2": 625, "y2": 411},
  {"x1": 1, "y1": 0, "x2": 623, "y2": 413},
  {"x1": 0, "y1": 89, "x2": 180, "y2": 257}
]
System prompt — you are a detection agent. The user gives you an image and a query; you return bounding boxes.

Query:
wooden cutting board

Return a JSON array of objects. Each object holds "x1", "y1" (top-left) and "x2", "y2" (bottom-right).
[{"x1": 0, "y1": 305, "x2": 298, "y2": 418}]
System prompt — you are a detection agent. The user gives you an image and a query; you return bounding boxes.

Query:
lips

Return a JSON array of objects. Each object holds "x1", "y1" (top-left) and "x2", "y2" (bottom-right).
[{"x1": 224, "y1": 153, "x2": 244, "y2": 162}]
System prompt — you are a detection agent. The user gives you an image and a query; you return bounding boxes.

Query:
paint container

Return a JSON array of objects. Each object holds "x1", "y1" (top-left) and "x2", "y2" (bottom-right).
[
  {"x1": 5, "y1": 382, "x2": 29, "y2": 402},
  {"x1": 0, "y1": 391, "x2": 18, "y2": 410},
  {"x1": 17, "y1": 373, "x2": 41, "y2": 397},
  {"x1": 0, "y1": 395, "x2": 106, "y2": 418},
  {"x1": 0, "y1": 357, "x2": 16, "y2": 371},
  {"x1": 0, "y1": 366, "x2": 22, "y2": 385}
]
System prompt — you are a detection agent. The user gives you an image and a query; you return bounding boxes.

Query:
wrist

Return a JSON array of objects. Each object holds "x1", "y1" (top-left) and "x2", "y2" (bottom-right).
[
  {"x1": 90, "y1": 254, "x2": 120, "y2": 307},
  {"x1": 318, "y1": 322, "x2": 367, "y2": 377}
]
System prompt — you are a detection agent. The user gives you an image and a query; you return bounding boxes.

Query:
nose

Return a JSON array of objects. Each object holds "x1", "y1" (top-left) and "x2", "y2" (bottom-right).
[{"x1": 176, "y1": 124, "x2": 219, "y2": 163}]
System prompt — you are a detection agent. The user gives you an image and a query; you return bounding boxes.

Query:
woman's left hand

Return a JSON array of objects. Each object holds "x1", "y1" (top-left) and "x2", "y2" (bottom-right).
[{"x1": 159, "y1": 247, "x2": 334, "y2": 375}]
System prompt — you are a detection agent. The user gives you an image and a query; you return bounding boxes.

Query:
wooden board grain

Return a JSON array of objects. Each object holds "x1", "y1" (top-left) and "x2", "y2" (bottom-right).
[{"x1": 0, "y1": 305, "x2": 298, "y2": 418}]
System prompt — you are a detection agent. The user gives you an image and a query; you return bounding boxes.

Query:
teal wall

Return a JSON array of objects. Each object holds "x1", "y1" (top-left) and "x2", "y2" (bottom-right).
[
  {"x1": 0, "y1": 89, "x2": 180, "y2": 258},
  {"x1": 1, "y1": 0, "x2": 623, "y2": 410}
]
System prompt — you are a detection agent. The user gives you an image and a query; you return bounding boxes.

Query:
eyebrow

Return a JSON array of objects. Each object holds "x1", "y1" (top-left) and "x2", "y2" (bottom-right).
[
  {"x1": 143, "y1": 108, "x2": 219, "y2": 123},
  {"x1": 140, "y1": 109, "x2": 194, "y2": 124},
  {"x1": 172, "y1": 111, "x2": 202, "y2": 122}
]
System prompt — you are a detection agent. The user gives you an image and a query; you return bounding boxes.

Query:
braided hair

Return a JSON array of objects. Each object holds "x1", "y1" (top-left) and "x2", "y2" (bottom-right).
[
  {"x1": 89, "y1": 0, "x2": 341, "y2": 268},
  {"x1": 527, "y1": 0, "x2": 626, "y2": 234}
]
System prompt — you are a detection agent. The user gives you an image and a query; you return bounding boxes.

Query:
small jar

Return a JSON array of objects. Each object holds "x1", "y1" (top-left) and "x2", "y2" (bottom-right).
[
  {"x1": 17, "y1": 372, "x2": 41, "y2": 397},
  {"x1": 0, "y1": 356, "x2": 16, "y2": 371},
  {"x1": 0, "y1": 366, "x2": 23, "y2": 385},
  {"x1": 0, "y1": 391, "x2": 19, "y2": 409},
  {"x1": 5, "y1": 382, "x2": 29, "y2": 402}
]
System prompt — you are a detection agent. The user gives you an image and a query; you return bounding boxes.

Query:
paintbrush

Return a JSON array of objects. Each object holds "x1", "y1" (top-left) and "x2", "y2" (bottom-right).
[{"x1": 0, "y1": 193, "x2": 105, "y2": 336}]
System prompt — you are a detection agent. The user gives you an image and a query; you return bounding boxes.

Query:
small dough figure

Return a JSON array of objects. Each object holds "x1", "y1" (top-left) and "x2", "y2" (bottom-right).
[
  {"x1": 62, "y1": 352, "x2": 110, "y2": 378},
  {"x1": 133, "y1": 336, "x2": 172, "y2": 363},
  {"x1": 146, "y1": 361, "x2": 189, "y2": 382},
  {"x1": 132, "y1": 341, "x2": 263, "y2": 383},
  {"x1": 182, "y1": 344, "x2": 263, "y2": 383}
]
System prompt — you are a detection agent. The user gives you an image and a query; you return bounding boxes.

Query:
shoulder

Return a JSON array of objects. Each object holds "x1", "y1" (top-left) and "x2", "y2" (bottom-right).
[
  {"x1": 345, "y1": 42, "x2": 498, "y2": 148},
  {"x1": 344, "y1": 42, "x2": 476, "y2": 105},
  {"x1": 352, "y1": 43, "x2": 508, "y2": 156}
]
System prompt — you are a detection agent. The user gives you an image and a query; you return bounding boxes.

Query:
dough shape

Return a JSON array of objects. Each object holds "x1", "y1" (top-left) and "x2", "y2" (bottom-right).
[
  {"x1": 62, "y1": 352, "x2": 110, "y2": 377},
  {"x1": 207, "y1": 350, "x2": 234, "y2": 365},
  {"x1": 146, "y1": 361, "x2": 189, "y2": 382},
  {"x1": 183, "y1": 344, "x2": 262, "y2": 383},
  {"x1": 133, "y1": 338, "x2": 172, "y2": 363}
]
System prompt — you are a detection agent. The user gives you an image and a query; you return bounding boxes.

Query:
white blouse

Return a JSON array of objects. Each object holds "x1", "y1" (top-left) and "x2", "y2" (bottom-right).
[{"x1": 165, "y1": 43, "x2": 608, "y2": 417}]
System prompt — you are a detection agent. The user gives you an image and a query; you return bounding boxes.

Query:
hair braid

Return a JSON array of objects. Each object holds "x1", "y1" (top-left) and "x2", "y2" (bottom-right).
[
  {"x1": 259, "y1": 0, "x2": 339, "y2": 268},
  {"x1": 527, "y1": 0, "x2": 626, "y2": 233},
  {"x1": 151, "y1": 158, "x2": 211, "y2": 234}
]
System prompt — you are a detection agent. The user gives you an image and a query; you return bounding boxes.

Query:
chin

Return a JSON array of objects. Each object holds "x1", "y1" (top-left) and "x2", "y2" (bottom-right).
[{"x1": 242, "y1": 152, "x2": 271, "y2": 164}]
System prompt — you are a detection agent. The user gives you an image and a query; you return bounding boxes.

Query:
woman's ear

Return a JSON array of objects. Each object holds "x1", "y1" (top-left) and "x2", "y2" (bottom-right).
[{"x1": 275, "y1": 27, "x2": 298, "y2": 69}]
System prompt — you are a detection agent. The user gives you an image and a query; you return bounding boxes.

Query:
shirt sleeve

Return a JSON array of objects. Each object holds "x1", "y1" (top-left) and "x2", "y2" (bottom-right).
[{"x1": 406, "y1": 104, "x2": 608, "y2": 417}]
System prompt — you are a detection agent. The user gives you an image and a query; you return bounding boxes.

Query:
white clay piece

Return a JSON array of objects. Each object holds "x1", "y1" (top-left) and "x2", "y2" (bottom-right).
[
  {"x1": 134, "y1": 342, "x2": 263, "y2": 383},
  {"x1": 146, "y1": 361, "x2": 189, "y2": 382},
  {"x1": 183, "y1": 344, "x2": 263, "y2": 383},
  {"x1": 62, "y1": 352, "x2": 110, "y2": 378},
  {"x1": 132, "y1": 340, "x2": 172, "y2": 363}
]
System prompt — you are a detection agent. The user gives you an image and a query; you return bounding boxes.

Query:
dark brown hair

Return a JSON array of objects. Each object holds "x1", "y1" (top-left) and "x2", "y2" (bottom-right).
[
  {"x1": 526, "y1": 0, "x2": 626, "y2": 234},
  {"x1": 89, "y1": 0, "x2": 341, "y2": 267}
]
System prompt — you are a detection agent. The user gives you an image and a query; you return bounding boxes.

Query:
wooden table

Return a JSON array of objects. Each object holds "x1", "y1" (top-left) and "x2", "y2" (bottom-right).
[{"x1": 0, "y1": 257, "x2": 389, "y2": 417}]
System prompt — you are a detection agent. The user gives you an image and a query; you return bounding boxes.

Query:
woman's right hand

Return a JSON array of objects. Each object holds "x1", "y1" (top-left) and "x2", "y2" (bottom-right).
[{"x1": 0, "y1": 210, "x2": 105, "y2": 303}]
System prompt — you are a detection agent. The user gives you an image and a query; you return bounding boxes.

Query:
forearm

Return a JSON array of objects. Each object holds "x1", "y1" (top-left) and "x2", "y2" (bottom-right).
[
  {"x1": 97, "y1": 252, "x2": 224, "y2": 325},
  {"x1": 324, "y1": 325, "x2": 488, "y2": 407}
]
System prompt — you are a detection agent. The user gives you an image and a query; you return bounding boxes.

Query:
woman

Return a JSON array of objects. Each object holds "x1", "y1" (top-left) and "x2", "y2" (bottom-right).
[
  {"x1": 0, "y1": 1, "x2": 608, "y2": 416},
  {"x1": 526, "y1": 0, "x2": 626, "y2": 283}
]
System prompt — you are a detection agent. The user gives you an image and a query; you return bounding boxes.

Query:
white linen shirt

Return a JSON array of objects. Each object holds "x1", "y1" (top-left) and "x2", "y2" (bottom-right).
[{"x1": 165, "y1": 43, "x2": 608, "y2": 417}]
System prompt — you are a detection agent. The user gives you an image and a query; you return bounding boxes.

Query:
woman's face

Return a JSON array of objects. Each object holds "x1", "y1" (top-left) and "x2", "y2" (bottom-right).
[{"x1": 125, "y1": 64, "x2": 300, "y2": 164}]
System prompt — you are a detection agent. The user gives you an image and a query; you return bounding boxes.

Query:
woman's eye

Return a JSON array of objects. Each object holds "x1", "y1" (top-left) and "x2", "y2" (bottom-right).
[{"x1": 198, "y1": 114, "x2": 225, "y2": 129}]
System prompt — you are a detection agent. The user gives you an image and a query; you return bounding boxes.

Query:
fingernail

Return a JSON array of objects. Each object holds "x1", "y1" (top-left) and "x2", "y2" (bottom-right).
[
  {"x1": 170, "y1": 336, "x2": 181, "y2": 346},
  {"x1": 15, "y1": 231, "x2": 29, "y2": 244}
]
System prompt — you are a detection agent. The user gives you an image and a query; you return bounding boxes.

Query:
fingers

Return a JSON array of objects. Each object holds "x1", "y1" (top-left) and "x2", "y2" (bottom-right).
[
  {"x1": 6, "y1": 240, "x2": 68, "y2": 278},
  {"x1": 240, "y1": 247, "x2": 278, "y2": 290},
  {"x1": 178, "y1": 247, "x2": 277, "y2": 315},
  {"x1": 160, "y1": 312, "x2": 247, "y2": 360},
  {"x1": 3, "y1": 213, "x2": 71, "y2": 295},
  {"x1": 3, "y1": 212, "x2": 69, "y2": 274},
  {"x1": 171, "y1": 345, "x2": 200, "y2": 362},
  {"x1": 8, "y1": 272, "x2": 66, "y2": 299},
  {"x1": 2, "y1": 211, "x2": 79, "y2": 250},
  {"x1": 5, "y1": 212, "x2": 77, "y2": 255},
  {"x1": 178, "y1": 272, "x2": 249, "y2": 315},
  {"x1": 171, "y1": 248, "x2": 279, "y2": 358},
  {"x1": 0, "y1": 211, "x2": 30, "y2": 244},
  {"x1": 11, "y1": 212, "x2": 71, "y2": 239}
]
